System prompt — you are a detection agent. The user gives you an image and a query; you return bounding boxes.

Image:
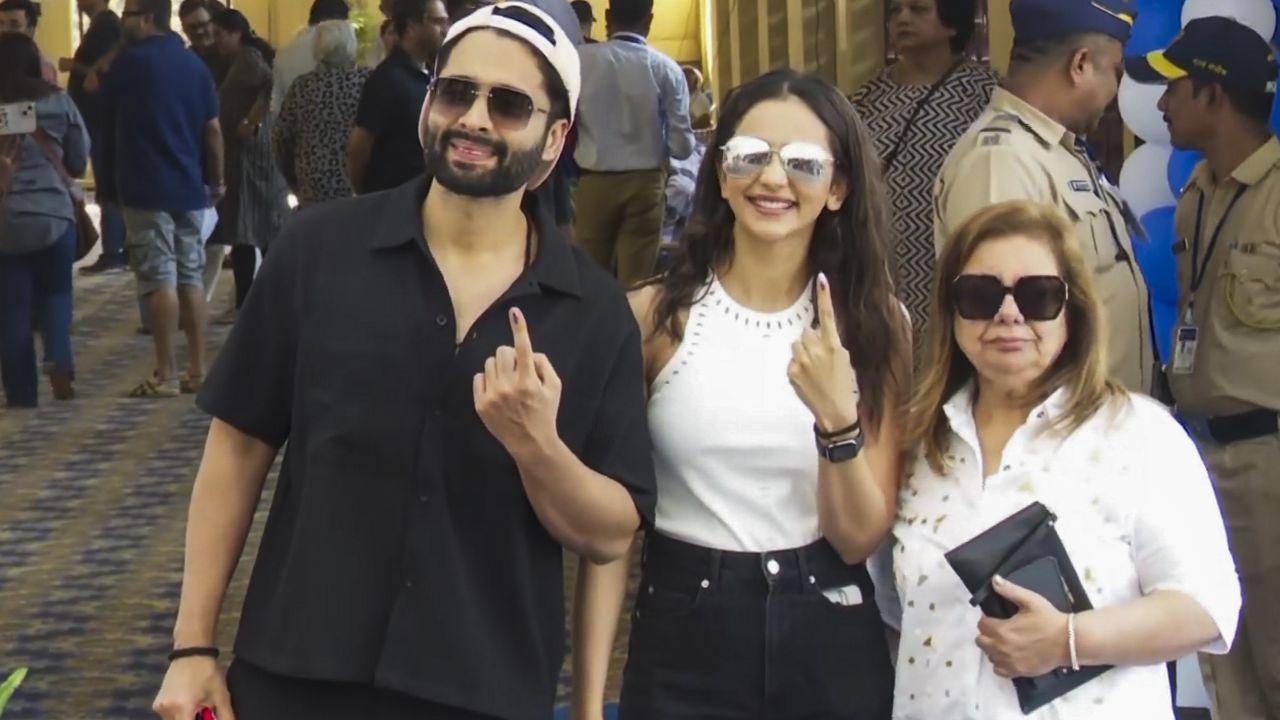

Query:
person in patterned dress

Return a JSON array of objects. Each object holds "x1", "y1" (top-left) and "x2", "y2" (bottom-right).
[
  {"x1": 852, "y1": 0, "x2": 995, "y2": 370},
  {"x1": 274, "y1": 20, "x2": 371, "y2": 207}
]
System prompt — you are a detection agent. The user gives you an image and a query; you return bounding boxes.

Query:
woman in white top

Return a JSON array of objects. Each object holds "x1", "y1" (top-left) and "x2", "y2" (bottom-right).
[
  {"x1": 888, "y1": 200, "x2": 1240, "y2": 719},
  {"x1": 572, "y1": 69, "x2": 911, "y2": 720}
]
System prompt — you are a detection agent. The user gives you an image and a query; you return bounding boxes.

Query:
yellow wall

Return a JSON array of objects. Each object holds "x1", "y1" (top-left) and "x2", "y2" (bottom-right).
[
  {"x1": 34, "y1": 0, "x2": 76, "y2": 84},
  {"x1": 988, "y1": 0, "x2": 1011, "y2": 74}
]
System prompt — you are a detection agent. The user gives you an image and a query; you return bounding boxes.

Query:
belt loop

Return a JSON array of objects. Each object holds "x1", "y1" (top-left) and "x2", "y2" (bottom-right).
[
  {"x1": 796, "y1": 546, "x2": 814, "y2": 594},
  {"x1": 708, "y1": 549, "x2": 722, "y2": 590}
]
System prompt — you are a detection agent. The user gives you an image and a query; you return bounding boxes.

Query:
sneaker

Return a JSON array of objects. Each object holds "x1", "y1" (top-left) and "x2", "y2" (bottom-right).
[{"x1": 79, "y1": 256, "x2": 127, "y2": 275}]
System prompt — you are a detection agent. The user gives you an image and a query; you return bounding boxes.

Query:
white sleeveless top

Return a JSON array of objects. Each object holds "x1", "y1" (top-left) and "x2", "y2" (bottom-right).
[{"x1": 649, "y1": 276, "x2": 823, "y2": 552}]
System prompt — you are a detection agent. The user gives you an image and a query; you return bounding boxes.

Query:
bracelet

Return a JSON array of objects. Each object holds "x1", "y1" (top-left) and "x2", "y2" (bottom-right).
[
  {"x1": 1067, "y1": 614, "x2": 1080, "y2": 671},
  {"x1": 168, "y1": 646, "x2": 219, "y2": 662},
  {"x1": 815, "y1": 419, "x2": 861, "y2": 440}
]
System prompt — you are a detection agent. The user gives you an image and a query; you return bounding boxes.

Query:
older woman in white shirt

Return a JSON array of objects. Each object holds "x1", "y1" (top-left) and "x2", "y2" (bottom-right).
[{"x1": 885, "y1": 200, "x2": 1240, "y2": 720}]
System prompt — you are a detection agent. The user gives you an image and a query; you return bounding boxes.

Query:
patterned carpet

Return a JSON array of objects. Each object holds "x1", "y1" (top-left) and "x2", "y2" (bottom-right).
[{"x1": 0, "y1": 266, "x2": 633, "y2": 719}]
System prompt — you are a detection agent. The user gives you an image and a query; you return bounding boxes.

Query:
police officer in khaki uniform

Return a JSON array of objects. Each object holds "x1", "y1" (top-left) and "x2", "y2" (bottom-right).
[
  {"x1": 934, "y1": 0, "x2": 1153, "y2": 392},
  {"x1": 1128, "y1": 18, "x2": 1280, "y2": 720}
]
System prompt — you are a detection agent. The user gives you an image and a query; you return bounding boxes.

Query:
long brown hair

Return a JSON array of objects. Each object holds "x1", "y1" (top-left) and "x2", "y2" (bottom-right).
[
  {"x1": 906, "y1": 200, "x2": 1121, "y2": 474},
  {"x1": 650, "y1": 69, "x2": 908, "y2": 434}
]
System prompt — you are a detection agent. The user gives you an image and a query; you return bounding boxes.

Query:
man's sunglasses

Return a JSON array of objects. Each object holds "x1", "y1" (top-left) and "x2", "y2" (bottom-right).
[
  {"x1": 429, "y1": 77, "x2": 547, "y2": 131},
  {"x1": 720, "y1": 135, "x2": 835, "y2": 183},
  {"x1": 951, "y1": 274, "x2": 1069, "y2": 322}
]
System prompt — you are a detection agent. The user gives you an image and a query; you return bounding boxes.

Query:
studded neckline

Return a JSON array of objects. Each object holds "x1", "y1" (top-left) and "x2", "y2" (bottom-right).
[{"x1": 704, "y1": 275, "x2": 814, "y2": 333}]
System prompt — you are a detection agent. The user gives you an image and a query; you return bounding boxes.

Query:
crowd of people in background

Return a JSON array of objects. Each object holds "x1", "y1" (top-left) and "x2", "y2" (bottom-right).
[{"x1": 1, "y1": 0, "x2": 1277, "y2": 719}]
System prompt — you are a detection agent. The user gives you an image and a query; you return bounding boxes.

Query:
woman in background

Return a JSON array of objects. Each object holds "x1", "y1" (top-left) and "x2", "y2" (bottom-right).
[
  {"x1": 852, "y1": 0, "x2": 995, "y2": 367},
  {"x1": 0, "y1": 33, "x2": 89, "y2": 407},
  {"x1": 274, "y1": 19, "x2": 371, "y2": 207},
  {"x1": 210, "y1": 8, "x2": 288, "y2": 327}
]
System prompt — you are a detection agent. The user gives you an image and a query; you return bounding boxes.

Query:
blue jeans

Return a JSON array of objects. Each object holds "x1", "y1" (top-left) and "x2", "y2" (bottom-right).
[
  {"x1": 100, "y1": 202, "x2": 127, "y2": 264},
  {"x1": 0, "y1": 223, "x2": 76, "y2": 406}
]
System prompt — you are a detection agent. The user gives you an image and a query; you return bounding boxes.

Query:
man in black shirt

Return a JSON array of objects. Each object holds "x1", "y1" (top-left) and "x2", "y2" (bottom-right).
[
  {"x1": 152, "y1": 4, "x2": 654, "y2": 720},
  {"x1": 347, "y1": 0, "x2": 450, "y2": 194},
  {"x1": 63, "y1": 0, "x2": 126, "y2": 273}
]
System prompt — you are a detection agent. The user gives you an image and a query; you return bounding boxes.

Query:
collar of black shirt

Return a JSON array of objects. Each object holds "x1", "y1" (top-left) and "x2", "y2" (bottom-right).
[
  {"x1": 369, "y1": 174, "x2": 582, "y2": 299},
  {"x1": 388, "y1": 44, "x2": 428, "y2": 75}
]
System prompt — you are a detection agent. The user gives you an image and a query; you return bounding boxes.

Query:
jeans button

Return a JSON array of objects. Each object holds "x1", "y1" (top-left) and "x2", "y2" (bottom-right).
[{"x1": 766, "y1": 559, "x2": 780, "y2": 575}]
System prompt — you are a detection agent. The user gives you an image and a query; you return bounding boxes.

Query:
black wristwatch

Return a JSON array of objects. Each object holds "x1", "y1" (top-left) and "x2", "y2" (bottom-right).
[{"x1": 816, "y1": 428, "x2": 862, "y2": 463}]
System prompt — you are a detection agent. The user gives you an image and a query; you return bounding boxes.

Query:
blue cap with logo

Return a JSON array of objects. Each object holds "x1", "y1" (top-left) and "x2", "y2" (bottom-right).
[
  {"x1": 1011, "y1": 0, "x2": 1137, "y2": 45},
  {"x1": 1125, "y1": 16, "x2": 1279, "y2": 96}
]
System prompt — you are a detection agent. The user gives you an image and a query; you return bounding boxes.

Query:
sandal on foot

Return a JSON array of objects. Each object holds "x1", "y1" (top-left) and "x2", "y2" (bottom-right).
[
  {"x1": 180, "y1": 372, "x2": 203, "y2": 394},
  {"x1": 127, "y1": 376, "x2": 180, "y2": 398}
]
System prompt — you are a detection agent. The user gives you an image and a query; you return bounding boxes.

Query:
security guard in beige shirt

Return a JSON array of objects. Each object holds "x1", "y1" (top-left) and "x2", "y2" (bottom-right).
[
  {"x1": 934, "y1": 0, "x2": 1153, "y2": 392},
  {"x1": 1129, "y1": 18, "x2": 1280, "y2": 720}
]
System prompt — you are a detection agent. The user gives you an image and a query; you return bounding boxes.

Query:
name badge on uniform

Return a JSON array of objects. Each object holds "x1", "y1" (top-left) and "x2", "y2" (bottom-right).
[
  {"x1": 1171, "y1": 325, "x2": 1199, "y2": 374},
  {"x1": 1069, "y1": 180, "x2": 1092, "y2": 192}
]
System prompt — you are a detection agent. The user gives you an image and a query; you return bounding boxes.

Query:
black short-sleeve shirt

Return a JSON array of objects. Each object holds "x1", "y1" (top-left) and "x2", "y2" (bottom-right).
[
  {"x1": 197, "y1": 175, "x2": 656, "y2": 720},
  {"x1": 68, "y1": 9, "x2": 121, "y2": 133},
  {"x1": 354, "y1": 46, "x2": 430, "y2": 194}
]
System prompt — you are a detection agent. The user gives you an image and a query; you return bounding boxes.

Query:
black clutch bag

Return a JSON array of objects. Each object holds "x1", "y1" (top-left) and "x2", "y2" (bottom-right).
[{"x1": 943, "y1": 501, "x2": 1112, "y2": 714}]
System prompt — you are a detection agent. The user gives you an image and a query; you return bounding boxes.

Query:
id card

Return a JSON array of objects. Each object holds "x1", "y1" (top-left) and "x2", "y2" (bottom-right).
[
  {"x1": 0, "y1": 102, "x2": 36, "y2": 136},
  {"x1": 1171, "y1": 325, "x2": 1199, "y2": 375}
]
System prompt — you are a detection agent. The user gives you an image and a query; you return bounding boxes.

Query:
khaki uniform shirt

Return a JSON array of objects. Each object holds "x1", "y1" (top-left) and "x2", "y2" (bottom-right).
[
  {"x1": 1168, "y1": 137, "x2": 1280, "y2": 417},
  {"x1": 934, "y1": 88, "x2": 1154, "y2": 393}
]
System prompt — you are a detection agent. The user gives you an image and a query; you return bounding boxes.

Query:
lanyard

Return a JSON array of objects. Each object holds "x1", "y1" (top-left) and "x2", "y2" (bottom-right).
[
  {"x1": 1190, "y1": 184, "x2": 1248, "y2": 298},
  {"x1": 881, "y1": 59, "x2": 964, "y2": 174},
  {"x1": 1073, "y1": 138, "x2": 1134, "y2": 261}
]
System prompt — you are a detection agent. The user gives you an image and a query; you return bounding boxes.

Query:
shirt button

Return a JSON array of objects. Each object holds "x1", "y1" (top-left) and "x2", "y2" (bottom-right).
[
  {"x1": 436, "y1": 314, "x2": 449, "y2": 327},
  {"x1": 404, "y1": 578, "x2": 413, "y2": 588},
  {"x1": 418, "y1": 493, "x2": 428, "y2": 503},
  {"x1": 766, "y1": 559, "x2": 781, "y2": 575}
]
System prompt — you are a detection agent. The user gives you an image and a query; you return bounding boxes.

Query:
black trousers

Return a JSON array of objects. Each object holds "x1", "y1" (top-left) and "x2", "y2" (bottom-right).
[
  {"x1": 226, "y1": 659, "x2": 502, "y2": 720},
  {"x1": 231, "y1": 244, "x2": 257, "y2": 309},
  {"x1": 619, "y1": 533, "x2": 894, "y2": 720}
]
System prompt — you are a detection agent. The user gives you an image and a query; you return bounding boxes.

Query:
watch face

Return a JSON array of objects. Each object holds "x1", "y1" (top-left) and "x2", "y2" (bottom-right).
[{"x1": 825, "y1": 439, "x2": 861, "y2": 463}]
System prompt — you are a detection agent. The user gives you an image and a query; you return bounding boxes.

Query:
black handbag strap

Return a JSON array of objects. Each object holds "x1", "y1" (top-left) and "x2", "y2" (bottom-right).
[{"x1": 880, "y1": 59, "x2": 964, "y2": 174}]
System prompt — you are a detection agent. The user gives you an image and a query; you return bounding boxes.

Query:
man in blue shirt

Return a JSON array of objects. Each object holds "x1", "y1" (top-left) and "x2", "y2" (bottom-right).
[
  {"x1": 573, "y1": 0, "x2": 693, "y2": 284},
  {"x1": 100, "y1": 0, "x2": 224, "y2": 398}
]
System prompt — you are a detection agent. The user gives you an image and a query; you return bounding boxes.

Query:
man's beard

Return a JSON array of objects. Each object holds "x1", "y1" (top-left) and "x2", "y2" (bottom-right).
[{"x1": 424, "y1": 126, "x2": 546, "y2": 198}]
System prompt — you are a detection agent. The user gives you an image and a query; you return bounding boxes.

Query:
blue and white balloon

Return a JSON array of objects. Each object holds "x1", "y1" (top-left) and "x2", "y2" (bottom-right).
[
  {"x1": 1121, "y1": 143, "x2": 1176, "y2": 217},
  {"x1": 1118, "y1": 75, "x2": 1171, "y2": 144}
]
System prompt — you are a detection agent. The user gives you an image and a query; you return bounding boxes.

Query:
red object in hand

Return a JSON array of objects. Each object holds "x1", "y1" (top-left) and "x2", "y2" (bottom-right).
[{"x1": 198, "y1": 709, "x2": 216, "y2": 720}]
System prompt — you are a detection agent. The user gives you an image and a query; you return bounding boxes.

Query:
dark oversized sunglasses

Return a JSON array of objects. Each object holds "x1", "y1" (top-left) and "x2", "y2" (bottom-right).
[
  {"x1": 429, "y1": 77, "x2": 548, "y2": 131},
  {"x1": 951, "y1": 274, "x2": 1069, "y2": 322}
]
